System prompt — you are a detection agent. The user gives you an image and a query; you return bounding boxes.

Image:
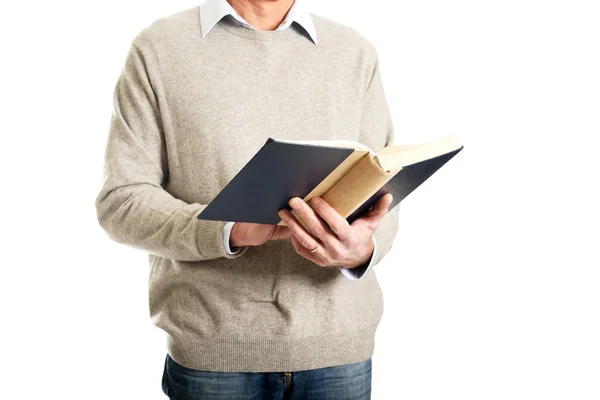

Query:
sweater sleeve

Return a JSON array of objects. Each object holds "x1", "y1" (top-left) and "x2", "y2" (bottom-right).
[
  {"x1": 95, "y1": 42, "x2": 250, "y2": 262},
  {"x1": 357, "y1": 52, "x2": 400, "y2": 269}
]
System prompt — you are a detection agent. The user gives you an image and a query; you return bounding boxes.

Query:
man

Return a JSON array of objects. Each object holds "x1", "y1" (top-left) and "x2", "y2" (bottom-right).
[{"x1": 95, "y1": 0, "x2": 399, "y2": 398}]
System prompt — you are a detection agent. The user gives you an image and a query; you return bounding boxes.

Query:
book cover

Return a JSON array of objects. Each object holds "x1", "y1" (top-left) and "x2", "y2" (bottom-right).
[{"x1": 197, "y1": 137, "x2": 463, "y2": 224}]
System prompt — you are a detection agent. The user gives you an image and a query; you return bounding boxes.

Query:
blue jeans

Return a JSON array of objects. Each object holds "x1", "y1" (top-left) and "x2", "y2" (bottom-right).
[{"x1": 161, "y1": 354, "x2": 372, "y2": 399}]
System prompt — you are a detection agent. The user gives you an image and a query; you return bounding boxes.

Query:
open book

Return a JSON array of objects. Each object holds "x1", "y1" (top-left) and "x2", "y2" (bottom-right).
[{"x1": 197, "y1": 135, "x2": 463, "y2": 226}]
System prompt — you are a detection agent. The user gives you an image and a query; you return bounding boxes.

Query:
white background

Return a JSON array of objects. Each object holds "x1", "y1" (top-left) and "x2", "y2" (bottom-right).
[{"x1": 1, "y1": 0, "x2": 599, "y2": 399}]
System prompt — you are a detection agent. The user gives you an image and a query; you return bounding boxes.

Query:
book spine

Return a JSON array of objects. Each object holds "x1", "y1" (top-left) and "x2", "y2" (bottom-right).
[
  {"x1": 276, "y1": 153, "x2": 398, "y2": 229},
  {"x1": 321, "y1": 153, "x2": 396, "y2": 221}
]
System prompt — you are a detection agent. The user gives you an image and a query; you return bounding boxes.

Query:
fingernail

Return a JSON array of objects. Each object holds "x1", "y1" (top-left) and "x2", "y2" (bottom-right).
[{"x1": 289, "y1": 198, "x2": 300, "y2": 208}]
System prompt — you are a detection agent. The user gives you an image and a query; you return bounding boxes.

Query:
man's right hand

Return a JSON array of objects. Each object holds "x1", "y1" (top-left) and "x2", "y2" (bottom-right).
[{"x1": 229, "y1": 222, "x2": 292, "y2": 248}]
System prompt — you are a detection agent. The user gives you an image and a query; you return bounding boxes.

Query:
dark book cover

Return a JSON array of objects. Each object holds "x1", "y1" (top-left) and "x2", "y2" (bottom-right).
[
  {"x1": 345, "y1": 148, "x2": 462, "y2": 224},
  {"x1": 197, "y1": 138, "x2": 463, "y2": 224}
]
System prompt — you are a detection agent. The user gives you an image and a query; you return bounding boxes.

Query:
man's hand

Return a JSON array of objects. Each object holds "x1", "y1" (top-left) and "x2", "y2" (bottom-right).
[
  {"x1": 229, "y1": 221, "x2": 292, "y2": 248},
  {"x1": 277, "y1": 193, "x2": 393, "y2": 269}
]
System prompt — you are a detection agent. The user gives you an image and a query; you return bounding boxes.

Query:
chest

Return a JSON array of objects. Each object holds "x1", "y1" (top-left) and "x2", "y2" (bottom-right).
[{"x1": 159, "y1": 46, "x2": 365, "y2": 202}]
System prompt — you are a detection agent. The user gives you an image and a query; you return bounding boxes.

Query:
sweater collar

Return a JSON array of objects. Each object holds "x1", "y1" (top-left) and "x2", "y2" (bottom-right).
[{"x1": 199, "y1": 0, "x2": 318, "y2": 45}]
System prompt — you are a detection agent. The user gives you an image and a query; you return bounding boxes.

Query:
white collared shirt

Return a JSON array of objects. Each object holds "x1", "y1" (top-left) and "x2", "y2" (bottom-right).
[
  {"x1": 200, "y1": 0, "x2": 376, "y2": 280},
  {"x1": 200, "y1": 0, "x2": 318, "y2": 44}
]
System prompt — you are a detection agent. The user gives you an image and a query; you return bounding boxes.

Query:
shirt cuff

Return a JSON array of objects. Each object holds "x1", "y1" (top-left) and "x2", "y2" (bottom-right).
[
  {"x1": 339, "y1": 236, "x2": 377, "y2": 281},
  {"x1": 222, "y1": 221, "x2": 249, "y2": 257}
]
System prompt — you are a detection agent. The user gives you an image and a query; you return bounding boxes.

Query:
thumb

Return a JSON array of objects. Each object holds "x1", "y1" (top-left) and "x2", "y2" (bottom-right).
[
  {"x1": 352, "y1": 193, "x2": 393, "y2": 229},
  {"x1": 270, "y1": 225, "x2": 292, "y2": 240}
]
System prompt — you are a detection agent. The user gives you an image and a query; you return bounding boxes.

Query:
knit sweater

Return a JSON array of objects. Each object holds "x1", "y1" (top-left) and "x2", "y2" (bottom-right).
[{"x1": 95, "y1": 5, "x2": 400, "y2": 372}]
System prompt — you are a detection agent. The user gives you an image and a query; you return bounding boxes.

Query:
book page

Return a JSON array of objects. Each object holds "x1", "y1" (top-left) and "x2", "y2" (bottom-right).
[{"x1": 375, "y1": 135, "x2": 460, "y2": 171}]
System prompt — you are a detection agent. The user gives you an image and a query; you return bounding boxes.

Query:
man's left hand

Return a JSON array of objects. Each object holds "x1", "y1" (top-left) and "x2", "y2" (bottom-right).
[{"x1": 278, "y1": 194, "x2": 393, "y2": 269}]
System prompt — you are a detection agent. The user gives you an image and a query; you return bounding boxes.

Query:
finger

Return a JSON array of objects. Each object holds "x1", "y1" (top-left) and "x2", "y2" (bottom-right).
[
  {"x1": 287, "y1": 197, "x2": 337, "y2": 246},
  {"x1": 366, "y1": 193, "x2": 393, "y2": 218},
  {"x1": 290, "y1": 235, "x2": 325, "y2": 266},
  {"x1": 278, "y1": 208, "x2": 321, "y2": 252},
  {"x1": 307, "y1": 197, "x2": 351, "y2": 241}
]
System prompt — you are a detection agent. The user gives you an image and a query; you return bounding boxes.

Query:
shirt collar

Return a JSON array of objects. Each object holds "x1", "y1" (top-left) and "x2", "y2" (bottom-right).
[{"x1": 199, "y1": 0, "x2": 318, "y2": 44}]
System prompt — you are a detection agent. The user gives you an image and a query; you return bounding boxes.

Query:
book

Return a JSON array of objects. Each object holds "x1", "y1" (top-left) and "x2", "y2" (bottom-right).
[{"x1": 197, "y1": 135, "x2": 463, "y2": 227}]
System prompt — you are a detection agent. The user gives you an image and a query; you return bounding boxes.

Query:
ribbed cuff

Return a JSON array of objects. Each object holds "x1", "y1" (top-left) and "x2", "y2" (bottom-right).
[{"x1": 194, "y1": 209, "x2": 248, "y2": 260}]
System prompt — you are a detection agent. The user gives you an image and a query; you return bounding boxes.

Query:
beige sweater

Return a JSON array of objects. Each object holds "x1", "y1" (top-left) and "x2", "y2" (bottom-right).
[{"x1": 95, "y1": 6, "x2": 399, "y2": 372}]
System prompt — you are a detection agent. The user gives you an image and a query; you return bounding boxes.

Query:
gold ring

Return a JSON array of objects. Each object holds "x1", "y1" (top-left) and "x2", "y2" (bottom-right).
[{"x1": 309, "y1": 243, "x2": 320, "y2": 253}]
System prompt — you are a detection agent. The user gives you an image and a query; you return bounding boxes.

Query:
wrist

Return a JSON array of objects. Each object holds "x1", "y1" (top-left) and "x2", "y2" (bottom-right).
[
  {"x1": 229, "y1": 223, "x2": 244, "y2": 248},
  {"x1": 352, "y1": 238, "x2": 374, "y2": 268}
]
